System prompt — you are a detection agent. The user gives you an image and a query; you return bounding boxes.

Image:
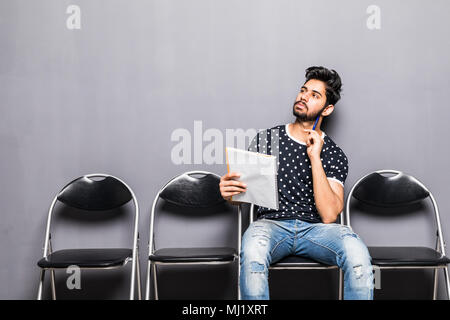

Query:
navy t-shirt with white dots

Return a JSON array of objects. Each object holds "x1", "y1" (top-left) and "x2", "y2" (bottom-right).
[{"x1": 248, "y1": 124, "x2": 348, "y2": 223}]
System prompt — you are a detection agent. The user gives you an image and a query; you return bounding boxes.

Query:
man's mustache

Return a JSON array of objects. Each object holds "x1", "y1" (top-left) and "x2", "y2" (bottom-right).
[{"x1": 294, "y1": 101, "x2": 308, "y2": 109}]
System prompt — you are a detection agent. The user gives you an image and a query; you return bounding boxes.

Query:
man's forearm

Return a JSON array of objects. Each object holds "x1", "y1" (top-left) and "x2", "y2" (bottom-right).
[{"x1": 310, "y1": 156, "x2": 343, "y2": 223}]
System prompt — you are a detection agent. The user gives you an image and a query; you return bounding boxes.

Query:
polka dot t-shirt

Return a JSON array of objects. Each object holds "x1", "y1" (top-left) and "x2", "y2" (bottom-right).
[{"x1": 248, "y1": 124, "x2": 349, "y2": 223}]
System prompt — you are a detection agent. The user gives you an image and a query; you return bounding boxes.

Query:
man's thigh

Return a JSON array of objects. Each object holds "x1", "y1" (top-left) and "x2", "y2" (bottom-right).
[
  {"x1": 294, "y1": 223, "x2": 369, "y2": 266},
  {"x1": 241, "y1": 219, "x2": 295, "y2": 265}
]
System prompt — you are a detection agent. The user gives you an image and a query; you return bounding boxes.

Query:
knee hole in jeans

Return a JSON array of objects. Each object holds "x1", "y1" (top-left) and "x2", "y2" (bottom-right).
[{"x1": 250, "y1": 261, "x2": 266, "y2": 273}]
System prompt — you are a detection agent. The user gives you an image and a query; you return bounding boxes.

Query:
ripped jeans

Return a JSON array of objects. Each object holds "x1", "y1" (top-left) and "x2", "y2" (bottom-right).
[{"x1": 240, "y1": 218, "x2": 374, "y2": 300}]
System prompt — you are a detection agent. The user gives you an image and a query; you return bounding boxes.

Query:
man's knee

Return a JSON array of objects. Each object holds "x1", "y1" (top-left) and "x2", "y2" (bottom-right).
[
  {"x1": 240, "y1": 240, "x2": 271, "y2": 268},
  {"x1": 333, "y1": 226, "x2": 369, "y2": 263},
  {"x1": 339, "y1": 231, "x2": 373, "y2": 281},
  {"x1": 240, "y1": 222, "x2": 273, "y2": 268}
]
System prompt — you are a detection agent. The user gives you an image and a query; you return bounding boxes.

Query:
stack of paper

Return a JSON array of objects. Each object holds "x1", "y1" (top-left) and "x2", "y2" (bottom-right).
[{"x1": 225, "y1": 147, "x2": 279, "y2": 210}]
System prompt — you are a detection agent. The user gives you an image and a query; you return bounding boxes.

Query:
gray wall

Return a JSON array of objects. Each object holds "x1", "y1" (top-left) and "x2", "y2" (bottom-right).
[{"x1": 1, "y1": 0, "x2": 449, "y2": 299}]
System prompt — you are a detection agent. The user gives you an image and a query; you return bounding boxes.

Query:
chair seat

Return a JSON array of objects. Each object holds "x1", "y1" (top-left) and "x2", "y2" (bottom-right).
[
  {"x1": 37, "y1": 248, "x2": 133, "y2": 269},
  {"x1": 369, "y1": 246, "x2": 450, "y2": 266},
  {"x1": 271, "y1": 255, "x2": 336, "y2": 268},
  {"x1": 149, "y1": 247, "x2": 237, "y2": 263}
]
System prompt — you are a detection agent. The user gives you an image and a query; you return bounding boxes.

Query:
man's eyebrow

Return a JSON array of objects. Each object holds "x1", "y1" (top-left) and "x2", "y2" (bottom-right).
[{"x1": 301, "y1": 86, "x2": 323, "y2": 97}]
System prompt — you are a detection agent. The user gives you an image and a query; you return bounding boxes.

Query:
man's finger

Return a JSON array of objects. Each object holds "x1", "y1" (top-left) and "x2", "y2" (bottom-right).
[
  {"x1": 303, "y1": 129, "x2": 319, "y2": 135},
  {"x1": 223, "y1": 190, "x2": 244, "y2": 197},
  {"x1": 223, "y1": 186, "x2": 247, "y2": 192},
  {"x1": 225, "y1": 172, "x2": 241, "y2": 179},
  {"x1": 304, "y1": 129, "x2": 322, "y2": 142},
  {"x1": 223, "y1": 180, "x2": 247, "y2": 188}
]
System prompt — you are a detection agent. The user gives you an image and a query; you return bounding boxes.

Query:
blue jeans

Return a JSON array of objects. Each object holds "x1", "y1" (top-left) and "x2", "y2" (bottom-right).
[{"x1": 240, "y1": 218, "x2": 374, "y2": 300}]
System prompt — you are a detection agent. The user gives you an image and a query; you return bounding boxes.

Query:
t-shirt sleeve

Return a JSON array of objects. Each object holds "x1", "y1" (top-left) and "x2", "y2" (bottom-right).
[
  {"x1": 247, "y1": 129, "x2": 270, "y2": 154},
  {"x1": 323, "y1": 146, "x2": 349, "y2": 187},
  {"x1": 247, "y1": 133, "x2": 259, "y2": 152}
]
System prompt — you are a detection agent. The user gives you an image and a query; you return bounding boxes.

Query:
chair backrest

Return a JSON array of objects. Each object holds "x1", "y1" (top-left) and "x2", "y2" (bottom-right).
[
  {"x1": 159, "y1": 172, "x2": 224, "y2": 208},
  {"x1": 351, "y1": 171, "x2": 429, "y2": 207},
  {"x1": 345, "y1": 169, "x2": 446, "y2": 255},
  {"x1": 42, "y1": 173, "x2": 139, "y2": 257},
  {"x1": 57, "y1": 176, "x2": 133, "y2": 211},
  {"x1": 148, "y1": 171, "x2": 238, "y2": 254}
]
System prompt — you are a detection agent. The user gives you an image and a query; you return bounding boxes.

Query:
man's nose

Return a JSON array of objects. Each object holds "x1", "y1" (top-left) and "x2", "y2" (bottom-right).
[{"x1": 301, "y1": 92, "x2": 310, "y2": 102}]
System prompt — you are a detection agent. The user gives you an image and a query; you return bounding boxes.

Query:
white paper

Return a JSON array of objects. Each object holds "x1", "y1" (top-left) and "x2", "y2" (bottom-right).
[{"x1": 226, "y1": 147, "x2": 279, "y2": 210}]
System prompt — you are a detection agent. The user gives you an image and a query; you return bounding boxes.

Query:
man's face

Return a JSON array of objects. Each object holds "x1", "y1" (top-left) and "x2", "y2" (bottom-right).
[{"x1": 292, "y1": 79, "x2": 329, "y2": 122}]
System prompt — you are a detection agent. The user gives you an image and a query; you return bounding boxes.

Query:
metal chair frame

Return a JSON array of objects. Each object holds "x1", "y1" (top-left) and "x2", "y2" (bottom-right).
[
  {"x1": 36, "y1": 173, "x2": 141, "y2": 300},
  {"x1": 145, "y1": 171, "x2": 241, "y2": 300},
  {"x1": 345, "y1": 169, "x2": 450, "y2": 300}
]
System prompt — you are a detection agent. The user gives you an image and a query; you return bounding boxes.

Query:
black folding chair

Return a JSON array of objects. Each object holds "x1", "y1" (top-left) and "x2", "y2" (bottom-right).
[
  {"x1": 145, "y1": 171, "x2": 241, "y2": 300},
  {"x1": 248, "y1": 204, "x2": 344, "y2": 300},
  {"x1": 36, "y1": 174, "x2": 141, "y2": 300},
  {"x1": 345, "y1": 169, "x2": 450, "y2": 299}
]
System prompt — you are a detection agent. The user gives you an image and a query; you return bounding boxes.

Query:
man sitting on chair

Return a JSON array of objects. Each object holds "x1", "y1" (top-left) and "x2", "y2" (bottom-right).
[{"x1": 219, "y1": 66, "x2": 374, "y2": 300}]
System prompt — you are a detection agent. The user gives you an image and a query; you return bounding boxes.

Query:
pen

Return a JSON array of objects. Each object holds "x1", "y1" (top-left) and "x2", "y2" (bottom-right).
[{"x1": 312, "y1": 115, "x2": 319, "y2": 130}]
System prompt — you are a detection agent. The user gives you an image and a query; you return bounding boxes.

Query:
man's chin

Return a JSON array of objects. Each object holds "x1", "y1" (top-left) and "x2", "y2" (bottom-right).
[
  {"x1": 294, "y1": 113, "x2": 317, "y2": 123},
  {"x1": 295, "y1": 117, "x2": 308, "y2": 122},
  {"x1": 293, "y1": 111, "x2": 308, "y2": 121}
]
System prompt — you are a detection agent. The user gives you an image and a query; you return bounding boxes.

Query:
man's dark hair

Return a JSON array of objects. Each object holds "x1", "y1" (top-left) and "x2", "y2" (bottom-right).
[{"x1": 305, "y1": 66, "x2": 342, "y2": 106}]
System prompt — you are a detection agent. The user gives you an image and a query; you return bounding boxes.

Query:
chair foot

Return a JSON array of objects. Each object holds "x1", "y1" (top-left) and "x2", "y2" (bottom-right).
[
  {"x1": 152, "y1": 263, "x2": 159, "y2": 300},
  {"x1": 136, "y1": 255, "x2": 142, "y2": 300},
  {"x1": 37, "y1": 269, "x2": 46, "y2": 300},
  {"x1": 443, "y1": 266, "x2": 450, "y2": 300}
]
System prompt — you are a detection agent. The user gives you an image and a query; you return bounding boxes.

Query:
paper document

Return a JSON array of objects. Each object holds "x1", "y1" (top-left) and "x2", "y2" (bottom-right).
[{"x1": 225, "y1": 147, "x2": 279, "y2": 210}]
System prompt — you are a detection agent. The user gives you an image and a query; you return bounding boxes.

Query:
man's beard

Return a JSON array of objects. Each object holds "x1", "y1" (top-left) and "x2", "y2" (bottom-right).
[{"x1": 292, "y1": 101, "x2": 327, "y2": 122}]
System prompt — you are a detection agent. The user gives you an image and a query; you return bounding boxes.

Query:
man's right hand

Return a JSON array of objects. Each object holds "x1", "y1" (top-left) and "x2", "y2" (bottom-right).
[{"x1": 219, "y1": 172, "x2": 247, "y2": 202}]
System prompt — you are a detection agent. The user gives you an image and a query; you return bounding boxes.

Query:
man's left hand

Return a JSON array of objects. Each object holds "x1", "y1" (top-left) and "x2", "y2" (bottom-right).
[{"x1": 304, "y1": 129, "x2": 324, "y2": 160}]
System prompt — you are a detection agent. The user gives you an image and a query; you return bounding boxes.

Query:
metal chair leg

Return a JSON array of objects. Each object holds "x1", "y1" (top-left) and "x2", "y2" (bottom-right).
[
  {"x1": 433, "y1": 268, "x2": 439, "y2": 300},
  {"x1": 237, "y1": 258, "x2": 241, "y2": 300},
  {"x1": 37, "y1": 269, "x2": 46, "y2": 300},
  {"x1": 145, "y1": 260, "x2": 151, "y2": 300},
  {"x1": 129, "y1": 255, "x2": 138, "y2": 300},
  {"x1": 238, "y1": 284, "x2": 241, "y2": 301},
  {"x1": 136, "y1": 254, "x2": 142, "y2": 300},
  {"x1": 444, "y1": 265, "x2": 450, "y2": 300},
  {"x1": 338, "y1": 269, "x2": 343, "y2": 300},
  {"x1": 50, "y1": 269, "x2": 56, "y2": 300},
  {"x1": 152, "y1": 262, "x2": 159, "y2": 300}
]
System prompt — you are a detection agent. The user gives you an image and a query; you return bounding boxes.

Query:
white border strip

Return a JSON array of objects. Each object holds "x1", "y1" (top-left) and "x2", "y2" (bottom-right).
[{"x1": 327, "y1": 177, "x2": 344, "y2": 187}]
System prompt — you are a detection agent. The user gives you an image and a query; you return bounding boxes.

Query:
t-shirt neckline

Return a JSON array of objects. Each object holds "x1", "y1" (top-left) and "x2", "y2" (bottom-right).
[{"x1": 285, "y1": 123, "x2": 326, "y2": 146}]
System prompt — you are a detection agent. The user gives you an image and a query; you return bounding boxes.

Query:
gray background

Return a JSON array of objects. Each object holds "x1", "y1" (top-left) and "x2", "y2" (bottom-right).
[{"x1": 1, "y1": 0, "x2": 449, "y2": 299}]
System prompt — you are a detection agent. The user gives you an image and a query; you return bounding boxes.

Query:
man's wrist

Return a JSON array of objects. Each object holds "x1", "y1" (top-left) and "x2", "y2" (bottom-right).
[{"x1": 309, "y1": 154, "x2": 322, "y2": 165}]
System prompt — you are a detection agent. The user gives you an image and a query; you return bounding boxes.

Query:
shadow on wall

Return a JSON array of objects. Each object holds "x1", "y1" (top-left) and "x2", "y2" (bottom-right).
[
  {"x1": 270, "y1": 269, "x2": 434, "y2": 300},
  {"x1": 373, "y1": 269, "x2": 434, "y2": 300},
  {"x1": 42, "y1": 267, "x2": 130, "y2": 300},
  {"x1": 153, "y1": 264, "x2": 237, "y2": 299}
]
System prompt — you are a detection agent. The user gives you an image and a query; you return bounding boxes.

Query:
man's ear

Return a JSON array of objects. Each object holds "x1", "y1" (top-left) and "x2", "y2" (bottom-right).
[{"x1": 322, "y1": 104, "x2": 334, "y2": 116}]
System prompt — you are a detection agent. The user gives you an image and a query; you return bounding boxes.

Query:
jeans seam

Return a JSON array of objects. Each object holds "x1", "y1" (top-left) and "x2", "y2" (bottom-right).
[
  {"x1": 299, "y1": 234, "x2": 342, "y2": 260},
  {"x1": 257, "y1": 219, "x2": 296, "y2": 257},
  {"x1": 270, "y1": 235, "x2": 296, "y2": 256}
]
